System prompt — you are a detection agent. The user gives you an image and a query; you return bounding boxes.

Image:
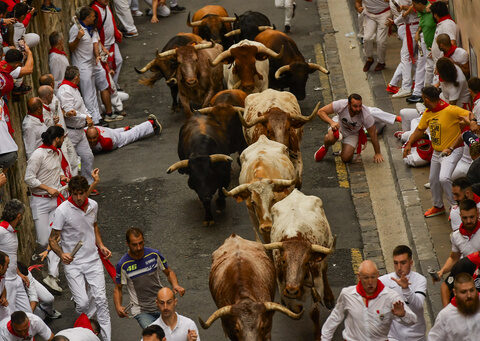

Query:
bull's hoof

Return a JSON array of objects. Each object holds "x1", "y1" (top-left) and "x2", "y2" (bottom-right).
[{"x1": 203, "y1": 220, "x2": 215, "y2": 227}]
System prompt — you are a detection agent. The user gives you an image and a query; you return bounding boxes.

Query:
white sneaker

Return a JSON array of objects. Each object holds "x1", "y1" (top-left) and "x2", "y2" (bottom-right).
[
  {"x1": 131, "y1": 10, "x2": 143, "y2": 16},
  {"x1": 392, "y1": 88, "x2": 412, "y2": 98},
  {"x1": 424, "y1": 182, "x2": 430, "y2": 189},
  {"x1": 43, "y1": 275, "x2": 63, "y2": 292},
  {"x1": 47, "y1": 309, "x2": 62, "y2": 319}
]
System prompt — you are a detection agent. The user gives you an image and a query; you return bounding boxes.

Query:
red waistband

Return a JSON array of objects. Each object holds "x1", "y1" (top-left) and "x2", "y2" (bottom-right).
[
  {"x1": 31, "y1": 193, "x2": 51, "y2": 198},
  {"x1": 398, "y1": 21, "x2": 419, "y2": 26},
  {"x1": 371, "y1": 7, "x2": 391, "y2": 15}
]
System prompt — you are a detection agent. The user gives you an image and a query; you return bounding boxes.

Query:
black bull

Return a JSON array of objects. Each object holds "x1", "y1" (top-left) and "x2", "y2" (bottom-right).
[{"x1": 166, "y1": 113, "x2": 233, "y2": 226}]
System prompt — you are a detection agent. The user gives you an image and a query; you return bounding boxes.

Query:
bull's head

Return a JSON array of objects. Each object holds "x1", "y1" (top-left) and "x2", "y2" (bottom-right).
[
  {"x1": 199, "y1": 301, "x2": 302, "y2": 341},
  {"x1": 210, "y1": 44, "x2": 282, "y2": 94},
  {"x1": 157, "y1": 42, "x2": 215, "y2": 88},
  {"x1": 187, "y1": 12, "x2": 237, "y2": 44},
  {"x1": 275, "y1": 62, "x2": 330, "y2": 100},
  {"x1": 263, "y1": 239, "x2": 333, "y2": 310},
  {"x1": 223, "y1": 178, "x2": 294, "y2": 235}
]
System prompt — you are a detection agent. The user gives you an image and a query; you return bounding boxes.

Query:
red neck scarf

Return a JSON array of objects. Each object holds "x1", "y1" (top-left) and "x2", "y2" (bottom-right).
[
  {"x1": 42, "y1": 104, "x2": 51, "y2": 112},
  {"x1": 59, "y1": 80, "x2": 79, "y2": 89},
  {"x1": 7, "y1": 320, "x2": 30, "y2": 338},
  {"x1": 28, "y1": 111, "x2": 44, "y2": 123},
  {"x1": 49, "y1": 47, "x2": 67, "y2": 56},
  {"x1": 437, "y1": 15, "x2": 453, "y2": 24},
  {"x1": 68, "y1": 196, "x2": 89, "y2": 212},
  {"x1": 74, "y1": 313, "x2": 95, "y2": 331},
  {"x1": 444, "y1": 45, "x2": 458, "y2": 58},
  {"x1": 38, "y1": 144, "x2": 72, "y2": 179},
  {"x1": 0, "y1": 220, "x2": 15, "y2": 233},
  {"x1": 459, "y1": 221, "x2": 480, "y2": 240},
  {"x1": 356, "y1": 280, "x2": 385, "y2": 307},
  {"x1": 428, "y1": 100, "x2": 450, "y2": 113}
]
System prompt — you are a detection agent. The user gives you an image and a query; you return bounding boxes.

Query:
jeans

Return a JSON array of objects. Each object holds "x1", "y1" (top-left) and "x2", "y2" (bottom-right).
[{"x1": 134, "y1": 311, "x2": 161, "y2": 329}]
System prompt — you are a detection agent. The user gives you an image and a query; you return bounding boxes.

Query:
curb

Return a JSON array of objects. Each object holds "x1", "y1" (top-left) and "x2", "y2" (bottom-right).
[
  {"x1": 316, "y1": 0, "x2": 387, "y2": 275},
  {"x1": 343, "y1": 0, "x2": 443, "y2": 320}
]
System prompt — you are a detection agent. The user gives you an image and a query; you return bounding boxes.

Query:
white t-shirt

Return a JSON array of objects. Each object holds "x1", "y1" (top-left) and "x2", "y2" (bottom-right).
[
  {"x1": 0, "y1": 100, "x2": 17, "y2": 154},
  {"x1": 444, "y1": 47, "x2": 469, "y2": 66},
  {"x1": 149, "y1": 313, "x2": 201, "y2": 341},
  {"x1": 9, "y1": 67, "x2": 21, "y2": 80},
  {"x1": 56, "y1": 327, "x2": 101, "y2": 341},
  {"x1": 49, "y1": 51, "x2": 70, "y2": 90},
  {"x1": 69, "y1": 24, "x2": 99, "y2": 68},
  {"x1": 0, "y1": 223, "x2": 18, "y2": 280},
  {"x1": 451, "y1": 226, "x2": 480, "y2": 256},
  {"x1": 52, "y1": 199, "x2": 99, "y2": 265},
  {"x1": 0, "y1": 313, "x2": 52, "y2": 341},
  {"x1": 332, "y1": 99, "x2": 375, "y2": 136},
  {"x1": 22, "y1": 114, "x2": 48, "y2": 160},
  {"x1": 439, "y1": 64, "x2": 471, "y2": 107},
  {"x1": 428, "y1": 302, "x2": 480, "y2": 340},
  {"x1": 432, "y1": 19, "x2": 457, "y2": 62}
]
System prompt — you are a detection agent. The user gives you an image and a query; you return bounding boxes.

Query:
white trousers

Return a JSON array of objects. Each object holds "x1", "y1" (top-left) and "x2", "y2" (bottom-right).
[
  {"x1": 5, "y1": 276, "x2": 32, "y2": 314},
  {"x1": 0, "y1": 305, "x2": 8, "y2": 321},
  {"x1": 430, "y1": 148, "x2": 463, "y2": 207},
  {"x1": 363, "y1": 10, "x2": 391, "y2": 64},
  {"x1": 412, "y1": 36, "x2": 427, "y2": 96},
  {"x1": 105, "y1": 43, "x2": 123, "y2": 85},
  {"x1": 113, "y1": 0, "x2": 138, "y2": 34},
  {"x1": 452, "y1": 146, "x2": 473, "y2": 180},
  {"x1": 62, "y1": 136, "x2": 80, "y2": 176},
  {"x1": 275, "y1": 0, "x2": 294, "y2": 26},
  {"x1": 369, "y1": 107, "x2": 396, "y2": 125},
  {"x1": 404, "y1": 146, "x2": 430, "y2": 167},
  {"x1": 76, "y1": 65, "x2": 102, "y2": 124},
  {"x1": 391, "y1": 24, "x2": 418, "y2": 90},
  {"x1": 425, "y1": 54, "x2": 435, "y2": 86},
  {"x1": 31, "y1": 276, "x2": 56, "y2": 318},
  {"x1": 68, "y1": 129, "x2": 94, "y2": 184},
  {"x1": 143, "y1": 0, "x2": 171, "y2": 16},
  {"x1": 115, "y1": 121, "x2": 154, "y2": 148},
  {"x1": 400, "y1": 108, "x2": 421, "y2": 132},
  {"x1": 390, "y1": 25, "x2": 406, "y2": 87},
  {"x1": 64, "y1": 258, "x2": 111, "y2": 341},
  {"x1": 357, "y1": 12, "x2": 365, "y2": 38}
]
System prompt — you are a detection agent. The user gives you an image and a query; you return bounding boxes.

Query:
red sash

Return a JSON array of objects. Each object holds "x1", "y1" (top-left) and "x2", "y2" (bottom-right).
[
  {"x1": 97, "y1": 128, "x2": 114, "y2": 151},
  {"x1": 92, "y1": 2, "x2": 122, "y2": 45},
  {"x1": 357, "y1": 128, "x2": 368, "y2": 155},
  {"x1": 356, "y1": 280, "x2": 385, "y2": 307},
  {"x1": 405, "y1": 23, "x2": 416, "y2": 64}
]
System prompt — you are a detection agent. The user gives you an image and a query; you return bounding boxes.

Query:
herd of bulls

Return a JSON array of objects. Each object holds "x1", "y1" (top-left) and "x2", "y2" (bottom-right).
[{"x1": 135, "y1": 5, "x2": 335, "y2": 340}]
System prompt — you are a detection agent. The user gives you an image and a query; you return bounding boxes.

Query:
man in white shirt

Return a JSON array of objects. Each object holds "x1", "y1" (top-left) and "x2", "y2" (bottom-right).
[
  {"x1": 0, "y1": 251, "x2": 9, "y2": 321},
  {"x1": 450, "y1": 177, "x2": 480, "y2": 231},
  {"x1": 57, "y1": 66, "x2": 96, "y2": 186},
  {"x1": 0, "y1": 311, "x2": 54, "y2": 341},
  {"x1": 0, "y1": 98, "x2": 18, "y2": 170},
  {"x1": 437, "y1": 33, "x2": 469, "y2": 77},
  {"x1": 55, "y1": 312, "x2": 101, "y2": 341},
  {"x1": 379, "y1": 245, "x2": 426, "y2": 341},
  {"x1": 22, "y1": 97, "x2": 48, "y2": 159},
  {"x1": 48, "y1": 31, "x2": 70, "y2": 91},
  {"x1": 0, "y1": 200, "x2": 31, "y2": 315},
  {"x1": 429, "y1": 273, "x2": 480, "y2": 340},
  {"x1": 321, "y1": 260, "x2": 417, "y2": 341},
  {"x1": 148, "y1": 287, "x2": 199, "y2": 341},
  {"x1": 49, "y1": 175, "x2": 112, "y2": 341},
  {"x1": 355, "y1": 0, "x2": 391, "y2": 72},
  {"x1": 437, "y1": 199, "x2": 480, "y2": 280}
]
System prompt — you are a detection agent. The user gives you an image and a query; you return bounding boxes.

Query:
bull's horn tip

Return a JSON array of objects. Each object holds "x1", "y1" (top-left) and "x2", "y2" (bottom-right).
[{"x1": 198, "y1": 317, "x2": 208, "y2": 329}]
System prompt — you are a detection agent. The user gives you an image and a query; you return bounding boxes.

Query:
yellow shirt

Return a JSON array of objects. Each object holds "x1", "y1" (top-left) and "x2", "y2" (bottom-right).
[{"x1": 417, "y1": 104, "x2": 469, "y2": 152}]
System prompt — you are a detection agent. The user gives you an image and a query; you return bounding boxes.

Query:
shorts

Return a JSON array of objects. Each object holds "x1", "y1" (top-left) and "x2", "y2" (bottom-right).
[
  {"x1": 93, "y1": 64, "x2": 110, "y2": 91},
  {"x1": 328, "y1": 121, "x2": 359, "y2": 148}
]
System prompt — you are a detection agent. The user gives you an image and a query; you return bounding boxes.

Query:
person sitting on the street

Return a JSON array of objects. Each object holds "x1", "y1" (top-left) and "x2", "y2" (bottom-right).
[
  {"x1": 436, "y1": 199, "x2": 480, "y2": 282},
  {"x1": 147, "y1": 288, "x2": 199, "y2": 340},
  {"x1": 48, "y1": 31, "x2": 69, "y2": 91},
  {"x1": 22, "y1": 97, "x2": 48, "y2": 159},
  {"x1": 403, "y1": 86, "x2": 472, "y2": 218},
  {"x1": 146, "y1": 0, "x2": 186, "y2": 24},
  {"x1": 86, "y1": 115, "x2": 161, "y2": 153},
  {"x1": 12, "y1": 2, "x2": 39, "y2": 49},
  {"x1": 437, "y1": 33, "x2": 469, "y2": 78},
  {"x1": 450, "y1": 177, "x2": 480, "y2": 231},
  {"x1": 142, "y1": 325, "x2": 166, "y2": 341},
  {"x1": 436, "y1": 57, "x2": 471, "y2": 109},
  {"x1": 41, "y1": 0, "x2": 61, "y2": 13},
  {"x1": 0, "y1": 311, "x2": 54, "y2": 341},
  {"x1": 314, "y1": 93, "x2": 384, "y2": 163},
  {"x1": 429, "y1": 273, "x2": 480, "y2": 340}
]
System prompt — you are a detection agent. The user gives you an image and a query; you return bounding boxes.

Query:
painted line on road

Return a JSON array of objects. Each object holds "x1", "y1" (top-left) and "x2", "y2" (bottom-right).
[
  {"x1": 314, "y1": 43, "x2": 332, "y2": 105},
  {"x1": 351, "y1": 248, "x2": 363, "y2": 274},
  {"x1": 332, "y1": 143, "x2": 349, "y2": 188}
]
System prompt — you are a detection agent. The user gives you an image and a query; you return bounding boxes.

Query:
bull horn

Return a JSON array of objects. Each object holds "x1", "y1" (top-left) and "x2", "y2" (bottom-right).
[
  {"x1": 134, "y1": 58, "x2": 156, "y2": 74},
  {"x1": 187, "y1": 12, "x2": 203, "y2": 27},
  {"x1": 264, "y1": 302, "x2": 303, "y2": 320},
  {"x1": 258, "y1": 26, "x2": 274, "y2": 32},
  {"x1": 257, "y1": 45, "x2": 284, "y2": 59},
  {"x1": 210, "y1": 154, "x2": 233, "y2": 163},
  {"x1": 311, "y1": 244, "x2": 333, "y2": 254},
  {"x1": 166, "y1": 160, "x2": 189, "y2": 174},
  {"x1": 196, "y1": 107, "x2": 214, "y2": 115},
  {"x1": 199, "y1": 305, "x2": 233, "y2": 329},
  {"x1": 224, "y1": 29, "x2": 241, "y2": 37},
  {"x1": 232, "y1": 80, "x2": 242, "y2": 89},
  {"x1": 308, "y1": 62, "x2": 330, "y2": 75},
  {"x1": 263, "y1": 242, "x2": 283, "y2": 250},
  {"x1": 272, "y1": 179, "x2": 296, "y2": 187},
  {"x1": 157, "y1": 49, "x2": 177, "y2": 59},
  {"x1": 223, "y1": 184, "x2": 250, "y2": 197},
  {"x1": 166, "y1": 77, "x2": 177, "y2": 85},
  {"x1": 221, "y1": 16, "x2": 238, "y2": 22},
  {"x1": 275, "y1": 65, "x2": 291, "y2": 79},
  {"x1": 194, "y1": 42, "x2": 215, "y2": 50},
  {"x1": 210, "y1": 50, "x2": 233, "y2": 66},
  {"x1": 237, "y1": 112, "x2": 268, "y2": 128},
  {"x1": 290, "y1": 101, "x2": 321, "y2": 123}
]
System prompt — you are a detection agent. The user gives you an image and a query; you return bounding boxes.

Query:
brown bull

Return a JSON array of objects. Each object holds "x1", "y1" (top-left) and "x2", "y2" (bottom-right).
[
  {"x1": 156, "y1": 41, "x2": 224, "y2": 116},
  {"x1": 199, "y1": 234, "x2": 302, "y2": 341},
  {"x1": 238, "y1": 89, "x2": 321, "y2": 188},
  {"x1": 187, "y1": 5, "x2": 236, "y2": 48},
  {"x1": 134, "y1": 33, "x2": 202, "y2": 111}
]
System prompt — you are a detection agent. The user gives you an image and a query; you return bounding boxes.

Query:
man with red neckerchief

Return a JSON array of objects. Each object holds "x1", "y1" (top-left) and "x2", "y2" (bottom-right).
[
  {"x1": 436, "y1": 199, "x2": 480, "y2": 282},
  {"x1": 449, "y1": 177, "x2": 480, "y2": 231},
  {"x1": 437, "y1": 33, "x2": 469, "y2": 77},
  {"x1": 48, "y1": 31, "x2": 70, "y2": 91},
  {"x1": 21, "y1": 97, "x2": 48, "y2": 160},
  {"x1": 0, "y1": 310, "x2": 53, "y2": 341},
  {"x1": 321, "y1": 260, "x2": 416, "y2": 341},
  {"x1": 429, "y1": 273, "x2": 480, "y2": 340},
  {"x1": 404, "y1": 86, "x2": 472, "y2": 218},
  {"x1": 49, "y1": 175, "x2": 112, "y2": 341}
]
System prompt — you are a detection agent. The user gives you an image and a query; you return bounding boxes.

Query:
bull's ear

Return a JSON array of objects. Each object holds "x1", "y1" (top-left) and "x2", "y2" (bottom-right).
[{"x1": 255, "y1": 53, "x2": 269, "y2": 61}]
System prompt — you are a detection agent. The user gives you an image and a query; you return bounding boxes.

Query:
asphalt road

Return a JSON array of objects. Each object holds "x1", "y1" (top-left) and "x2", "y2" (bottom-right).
[{"x1": 43, "y1": 1, "x2": 363, "y2": 340}]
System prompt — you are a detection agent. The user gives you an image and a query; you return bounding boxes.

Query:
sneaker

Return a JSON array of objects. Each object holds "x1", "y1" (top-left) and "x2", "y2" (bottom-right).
[
  {"x1": 406, "y1": 95, "x2": 423, "y2": 103},
  {"x1": 41, "y1": 4, "x2": 61, "y2": 13},
  {"x1": 43, "y1": 275, "x2": 63, "y2": 293},
  {"x1": 392, "y1": 88, "x2": 412, "y2": 98},
  {"x1": 374, "y1": 63, "x2": 386, "y2": 72},
  {"x1": 424, "y1": 206, "x2": 445, "y2": 218},
  {"x1": 386, "y1": 84, "x2": 400, "y2": 94},
  {"x1": 124, "y1": 31, "x2": 139, "y2": 38},
  {"x1": 395, "y1": 115, "x2": 402, "y2": 123},
  {"x1": 170, "y1": 5, "x2": 186, "y2": 13},
  {"x1": 114, "y1": 110, "x2": 127, "y2": 117},
  {"x1": 314, "y1": 145, "x2": 327, "y2": 162},
  {"x1": 97, "y1": 119, "x2": 109, "y2": 127},
  {"x1": 424, "y1": 182, "x2": 430, "y2": 189},
  {"x1": 393, "y1": 131, "x2": 404, "y2": 139},
  {"x1": 363, "y1": 59, "x2": 374, "y2": 72},
  {"x1": 284, "y1": 25, "x2": 291, "y2": 33},
  {"x1": 89, "y1": 189, "x2": 100, "y2": 197},
  {"x1": 148, "y1": 114, "x2": 163, "y2": 135},
  {"x1": 104, "y1": 113, "x2": 124, "y2": 122},
  {"x1": 131, "y1": 9, "x2": 143, "y2": 16},
  {"x1": 46, "y1": 309, "x2": 62, "y2": 319}
]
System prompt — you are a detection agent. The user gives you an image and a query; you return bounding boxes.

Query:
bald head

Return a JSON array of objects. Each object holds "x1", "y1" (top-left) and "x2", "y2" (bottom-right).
[
  {"x1": 157, "y1": 287, "x2": 175, "y2": 301},
  {"x1": 357, "y1": 260, "x2": 379, "y2": 295},
  {"x1": 38, "y1": 85, "x2": 53, "y2": 102},
  {"x1": 39, "y1": 74, "x2": 54, "y2": 87},
  {"x1": 27, "y1": 97, "x2": 43, "y2": 114},
  {"x1": 437, "y1": 33, "x2": 452, "y2": 50},
  {"x1": 358, "y1": 260, "x2": 379, "y2": 276},
  {"x1": 156, "y1": 287, "x2": 177, "y2": 318},
  {"x1": 86, "y1": 126, "x2": 99, "y2": 149}
]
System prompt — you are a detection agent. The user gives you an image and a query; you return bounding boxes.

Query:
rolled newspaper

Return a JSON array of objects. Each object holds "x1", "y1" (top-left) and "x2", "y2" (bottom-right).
[{"x1": 71, "y1": 241, "x2": 83, "y2": 258}]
